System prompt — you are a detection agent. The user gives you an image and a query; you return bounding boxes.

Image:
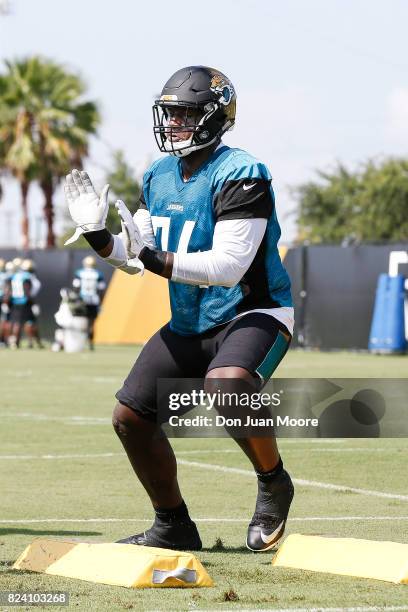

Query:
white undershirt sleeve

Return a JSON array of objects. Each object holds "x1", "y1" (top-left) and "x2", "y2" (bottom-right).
[{"x1": 171, "y1": 218, "x2": 267, "y2": 287}]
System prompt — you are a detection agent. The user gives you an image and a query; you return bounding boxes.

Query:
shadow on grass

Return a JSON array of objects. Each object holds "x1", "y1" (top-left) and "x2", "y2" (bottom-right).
[
  {"x1": 201, "y1": 545, "x2": 261, "y2": 554},
  {"x1": 0, "y1": 528, "x2": 101, "y2": 537},
  {"x1": 1, "y1": 568, "x2": 34, "y2": 575},
  {"x1": 0, "y1": 560, "x2": 31, "y2": 575}
]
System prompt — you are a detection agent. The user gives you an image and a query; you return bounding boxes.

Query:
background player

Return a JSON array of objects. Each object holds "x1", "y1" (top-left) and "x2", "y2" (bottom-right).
[
  {"x1": 0, "y1": 261, "x2": 15, "y2": 346},
  {"x1": 0, "y1": 259, "x2": 8, "y2": 346},
  {"x1": 8, "y1": 261, "x2": 34, "y2": 349},
  {"x1": 20, "y1": 259, "x2": 43, "y2": 349},
  {"x1": 64, "y1": 66, "x2": 294, "y2": 552},
  {"x1": 72, "y1": 256, "x2": 106, "y2": 350}
]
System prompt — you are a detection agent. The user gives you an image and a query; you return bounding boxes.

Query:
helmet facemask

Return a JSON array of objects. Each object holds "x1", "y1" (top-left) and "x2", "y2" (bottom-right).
[{"x1": 153, "y1": 101, "x2": 233, "y2": 158}]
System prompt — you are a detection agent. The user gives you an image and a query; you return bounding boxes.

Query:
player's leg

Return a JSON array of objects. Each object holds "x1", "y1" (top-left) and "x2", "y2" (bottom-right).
[
  {"x1": 28, "y1": 306, "x2": 44, "y2": 348},
  {"x1": 32, "y1": 324, "x2": 44, "y2": 348},
  {"x1": 16, "y1": 304, "x2": 34, "y2": 348},
  {"x1": 24, "y1": 322, "x2": 34, "y2": 348},
  {"x1": 0, "y1": 310, "x2": 5, "y2": 345},
  {"x1": 206, "y1": 313, "x2": 294, "y2": 551},
  {"x1": 112, "y1": 403, "x2": 183, "y2": 509},
  {"x1": 85, "y1": 306, "x2": 97, "y2": 350},
  {"x1": 88, "y1": 319, "x2": 94, "y2": 350},
  {"x1": 113, "y1": 324, "x2": 205, "y2": 550},
  {"x1": 2, "y1": 314, "x2": 11, "y2": 347},
  {"x1": 9, "y1": 310, "x2": 23, "y2": 348}
]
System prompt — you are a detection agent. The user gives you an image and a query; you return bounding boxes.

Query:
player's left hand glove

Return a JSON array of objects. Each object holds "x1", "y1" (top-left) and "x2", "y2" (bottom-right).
[
  {"x1": 31, "y1": 304, "x2": 40, "y2": 317},
  {"x1": 64, "y1": 169, "x2": 110, "y2": 245},
  {"x1": 115, "y1": 199, "x2": 144, "y2": 258}
]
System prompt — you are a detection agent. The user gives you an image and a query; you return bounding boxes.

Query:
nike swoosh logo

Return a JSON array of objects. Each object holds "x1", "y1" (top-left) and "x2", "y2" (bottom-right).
[
  {"x1": 260, "y1": 520, "x2": 284, "y2": 544},
  {"x1": 243, "y1": 182, "x2": 256, "y2": 191}
]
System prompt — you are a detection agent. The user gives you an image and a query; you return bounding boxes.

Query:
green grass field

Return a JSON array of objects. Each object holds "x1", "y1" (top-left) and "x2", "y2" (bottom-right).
[{"x1": 1, "y1": 347, "x2": 407, "y2": 611}]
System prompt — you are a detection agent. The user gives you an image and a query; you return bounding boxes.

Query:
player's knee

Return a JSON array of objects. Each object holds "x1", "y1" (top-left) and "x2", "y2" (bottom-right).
[
  {"x1": 206, "y1": 366, "x2": 249, "y2": 380},
  {"x1": 112, "y1": 402, "x2": 134, "y2": 437},
  {"x1": 204, "y1": 367, "x2": 259, "y2": 404},
  {"x1": 112, "y1": 402, "x2": 154, "y2": 439},
  {"x1": 205, "y1": 366, "x2": 256, "y2": 389}
]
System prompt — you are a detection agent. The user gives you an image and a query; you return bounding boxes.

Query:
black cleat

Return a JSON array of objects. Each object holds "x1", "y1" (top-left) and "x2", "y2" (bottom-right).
[
  {"x1": 116, "y1": 515, "x2": 202, "y2": 551},
  {"x1": 246, "y1": 468, "x2": 294, "y2": 552}
]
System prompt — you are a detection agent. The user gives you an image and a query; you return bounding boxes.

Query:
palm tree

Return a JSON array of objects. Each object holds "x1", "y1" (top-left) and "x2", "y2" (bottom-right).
[
  {"x1": 0, "y1": 57, "x2": 100, "y2": 247},
  {"x1": 0, "y1": 73, "x2": 37, "y2": 248}
]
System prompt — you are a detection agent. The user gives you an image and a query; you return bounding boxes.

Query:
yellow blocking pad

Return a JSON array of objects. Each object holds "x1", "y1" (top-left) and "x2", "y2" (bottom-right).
[
  {"x1": 94, "y1": 270, "x2": 170, "y2": 345},
  {"x1": 278, "y1": 245, "x2": 288, "y2": 261},
  {"x1": 13, "y1": 539, "x2": 213, "y2": 588},
  {"x1": 272, "y1": 534, "x2": 408, "y2": 584}
]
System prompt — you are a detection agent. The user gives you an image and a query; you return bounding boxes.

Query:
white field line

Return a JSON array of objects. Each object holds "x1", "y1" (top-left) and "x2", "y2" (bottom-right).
[
  {"x1": 0, "y1": 450, "x2": 242, "y2": 460},
  {"x1": 0, "y1": 451, "x2": 406, "y2": 501},
  {"x1": 257, "y1": 609, "x2": 408, "y2": 612},
  {"x1": 0, "y1": 412, "x2": 111, "y2": 424},
  {"x1": 0, "y1": 446, "x2": 400, "y2": 461},
  {"x1": 0, "y1": 452, "x2": 124, "y2": 460},
  {"x1": 197, "y1": 608, "x2": 408, "y2": 612},
  {"x1": 283, "y1": 448, "x2": 393, "y2": 452},
  {"x1": 0, "y1": 450, "x2": 239, "y2": 460},
  {"x1": 1, "y1": 516, "x2": 408, "y2": 524},
  {"x1": 177, "y1": 459, "x2": 408, "y2": 502},
  {"x1": 198, "y1": 608, "x2": 408, "y2": 612},
  {"x1": 0, "y1": 412, "x2": 112, "y2": 425}
]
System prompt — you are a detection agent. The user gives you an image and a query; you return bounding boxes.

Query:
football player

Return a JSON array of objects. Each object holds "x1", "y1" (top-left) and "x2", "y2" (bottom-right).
[
  {"x1": 64, "y1": 66, "x2": 294, "y2": 552},
  {"x1": 0, "y1": 259, "x2": 7, "y2": 345},
  {"x1": 0, "y1": 261, "x2": 15, "y2": 345},
  {"x1": 20, "y1": 259, "x2": 43, "y2": 349},
  {"x1": 72, "y1": 256, "x2": 106, "y2": 350},
  {"x1": 8, "y1": 261, "x2": 34, "y2": 349}
]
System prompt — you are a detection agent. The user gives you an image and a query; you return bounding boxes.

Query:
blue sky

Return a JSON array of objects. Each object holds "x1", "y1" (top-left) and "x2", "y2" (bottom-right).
[{"x1": 0, "y1": 0, "x2": 407, "y2": 246}]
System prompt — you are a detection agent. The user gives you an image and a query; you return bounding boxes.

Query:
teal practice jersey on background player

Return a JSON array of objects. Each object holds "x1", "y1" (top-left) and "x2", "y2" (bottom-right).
[
  {"x1": 142, "y1": 145, "x2": 292, "y2": 335},
  {"x1": 10, "y1": 271, "x2": 32, "y2": 305},
  {"x1": 74, "y1": 268, "x2": 105, "y2": 306}
]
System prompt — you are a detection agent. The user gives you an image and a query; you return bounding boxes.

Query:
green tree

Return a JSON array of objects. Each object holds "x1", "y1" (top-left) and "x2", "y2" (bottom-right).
[
  {"x1": 294, "y1": 158, "x2": 408, "y2": 243},
  {"x1": 0, "y1": 71, "x2": 37, "y2": 248},
  {"x1": 0, "y1": 56, "x2": 100, "y2": 247},
  {"x1": 105, "y1": 150, "x2": 142, "y2": 234}
]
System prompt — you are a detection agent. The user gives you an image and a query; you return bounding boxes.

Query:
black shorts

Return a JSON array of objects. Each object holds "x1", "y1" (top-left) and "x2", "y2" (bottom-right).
[
  {"x1": 85, "y1": 305, "x2": 99, "y2": 320},
  {"x1": 10, "y1": 304, "x2": 34, "y2": 325},
  {"x1": 116, "y1": 312, "x2": 291, "y2": 422}
]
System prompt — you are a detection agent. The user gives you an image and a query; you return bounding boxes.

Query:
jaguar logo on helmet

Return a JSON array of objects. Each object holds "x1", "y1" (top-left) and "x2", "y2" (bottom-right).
[{"x1": 210, "y1": 74, "x2": 234, "y2": 106}]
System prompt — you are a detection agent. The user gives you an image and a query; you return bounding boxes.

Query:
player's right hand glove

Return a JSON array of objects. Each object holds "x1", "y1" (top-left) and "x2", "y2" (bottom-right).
[
  {"x1": 64, "y1": 170, "x2": 110, "y2": 245},
  {"x1": 115, "y1": 199, "x2": 144, "y2": 259}
]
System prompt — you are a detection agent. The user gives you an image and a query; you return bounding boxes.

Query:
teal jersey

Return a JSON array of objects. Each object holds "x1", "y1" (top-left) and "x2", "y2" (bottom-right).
[
  {"x1": 11, "y1": 271, "x2": 32, "y2": 305},
  {"x1": 141, "y1": 145, "x2": 292, "y2": 336},
  {"x1": 74, "y1": 268, "x2": 105, "y2": 306}
]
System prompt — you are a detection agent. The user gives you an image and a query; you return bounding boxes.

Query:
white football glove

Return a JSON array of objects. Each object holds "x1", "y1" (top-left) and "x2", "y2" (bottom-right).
[
  {"x1": 115, "y1": 199, "x2": 144, "y2": 258},
  {"x1": 64, "y1": 169, "x2": 110, "y2": 245},
  {"x1": 31, "y1": 304, "x2": 40, "y2": 317}
]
